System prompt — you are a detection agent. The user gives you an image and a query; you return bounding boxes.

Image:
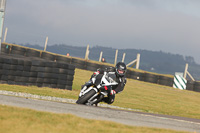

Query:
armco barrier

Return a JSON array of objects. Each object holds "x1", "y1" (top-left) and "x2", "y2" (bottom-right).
[
  {"x1": 1, "y1": 44, "x2": 10, "y2": 54},
  {"x1": 0, "y1": 53, "x2": 75, "y2": 90},
  {"x1": 144, "y1": 73, "x2": 159, "y2": 83},
  {"x1": 125, "y1": 69, "x2": 132, "y2": 78},
  {"x1": 86, "y1": 62, "x2": 101, "y2": 71},
  {"x1": 130, "y1": 71, "x2": 144, "y2": 81},
  {"x1": 186, "y1": 80, "x2": 195, "y2": 91},
  {"x1": 71, "y1": 58, "x2": 86, "y2": 70},
  {"x1": 10, "y1": 45, "x2": 26, "y2": 56},
  {"x1": 158, "y1": 75, "x2": 173, "y2": 87},
  {"x1": 26, "y1": 49, "x2": 41, "y2": 57},
  {"x1": 41, "y1": 51, "x2": 56, "y2": 61},
  {"x1": 194, "y1": 82, "x2": 200, "y2": 92},
  {"x1": 2, "y1": 42, "x2": 200, "y2": 93},
  {"x1": 56, "y1": 55, "x2": 71, "y2": 64}
]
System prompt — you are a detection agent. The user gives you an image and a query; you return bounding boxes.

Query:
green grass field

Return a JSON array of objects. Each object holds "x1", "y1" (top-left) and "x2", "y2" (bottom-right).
[
  {"x1": 1, "y1": 68, "x2": 200, "y2": 119},
  {"x1": 0, "y1": 105, "x2": 188, "y2": 133},
  {"x1": 0, "y1": 68, "x2": 199, "y2": 133}
]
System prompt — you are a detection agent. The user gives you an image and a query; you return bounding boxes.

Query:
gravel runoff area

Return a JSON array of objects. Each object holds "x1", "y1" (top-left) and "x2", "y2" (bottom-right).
[{"x1": 0, "y1": 90, "x2": 143, "y2": 112}]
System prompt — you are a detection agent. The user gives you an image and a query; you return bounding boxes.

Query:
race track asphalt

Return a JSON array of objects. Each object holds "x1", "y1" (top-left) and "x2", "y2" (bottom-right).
[{"x1": 0, "y1": 94, "x2": 200, "y2": 132}]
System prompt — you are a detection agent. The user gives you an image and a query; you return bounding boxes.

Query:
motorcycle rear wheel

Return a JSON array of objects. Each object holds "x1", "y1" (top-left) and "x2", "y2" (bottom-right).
[{"x1": 76, "y1": 89, "x2": 96, "y2": 104}]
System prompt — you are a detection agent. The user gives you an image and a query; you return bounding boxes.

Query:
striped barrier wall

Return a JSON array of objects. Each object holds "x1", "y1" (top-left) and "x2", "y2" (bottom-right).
[{"x1": 173, "y1": 75, "x2": 187, "y2": 90}]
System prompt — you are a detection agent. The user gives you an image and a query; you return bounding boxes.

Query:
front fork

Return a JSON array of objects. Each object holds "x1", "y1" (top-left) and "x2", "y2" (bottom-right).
[
  {"x1": 90, "y1": 94, "x2": 104, "y2": 105},
  {"x1": 88, "y1": 91, "x2": 108, "y2": 106}
]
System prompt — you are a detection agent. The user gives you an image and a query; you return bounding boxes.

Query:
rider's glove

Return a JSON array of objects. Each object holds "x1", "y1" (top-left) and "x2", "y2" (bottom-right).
[
  {"x1": 110, "y1": 90, "x2": 116, "y2": 95},
  {"x1": 94, "y1": 71, "x2": 100, "y2": 75}
]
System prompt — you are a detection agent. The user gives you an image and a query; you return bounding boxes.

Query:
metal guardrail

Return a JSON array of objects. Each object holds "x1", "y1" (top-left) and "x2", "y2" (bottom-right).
[{"x1": 1, "y1": 43, "x2": 200, "y2": 92}]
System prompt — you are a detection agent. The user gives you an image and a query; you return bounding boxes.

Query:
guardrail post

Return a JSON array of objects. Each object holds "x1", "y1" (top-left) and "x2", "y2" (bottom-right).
[
  {"x1": 0, "y1": 0, "x2": 6, "y2": 53},
  {"x1": 126, "y1": 53, "x2": 140, "y2": 69},
  {"x1": 184, "y1": 63, "x2": 188, "y2": 79},
  {"x1": 85, "y1": 44, "x2": 90, "y2": 60},
  {"x1": 99, "y1": 51, "x2": 103, "y2": 62},
  {"x1": 44, "y1": 36, "x2": 48, "y2": 51},
  {"x1": 136, "y1": 53, "x2": 140, "y2": 69},
  {"x1": 114, "y1": 49, "x2": 118, "y2": 65},
  {"x1": 126, "y1": 59, "x2": 136, "y2": 67},
  {"x1": 184, "y1": 63, "x2": 195, "y2": 81},
  {"x1": 122, "y1": 53, "x2": 126, "y2": 62}
]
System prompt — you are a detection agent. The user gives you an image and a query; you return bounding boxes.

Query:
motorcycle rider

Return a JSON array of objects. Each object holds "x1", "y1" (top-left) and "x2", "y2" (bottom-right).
[{"x1": 82, "y1": 62, "x2": 127, "y2": 105}]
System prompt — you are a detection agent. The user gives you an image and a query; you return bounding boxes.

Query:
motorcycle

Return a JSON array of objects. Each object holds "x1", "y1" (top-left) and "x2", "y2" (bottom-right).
[{"x1": 76, "y1": 72, "x2": 118, "y2": 106}]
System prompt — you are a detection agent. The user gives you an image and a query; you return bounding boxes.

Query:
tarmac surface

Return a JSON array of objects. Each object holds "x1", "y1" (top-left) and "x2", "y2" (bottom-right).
[{"x1": 0, "y1": 94, "x2": 200, "y2": 132}]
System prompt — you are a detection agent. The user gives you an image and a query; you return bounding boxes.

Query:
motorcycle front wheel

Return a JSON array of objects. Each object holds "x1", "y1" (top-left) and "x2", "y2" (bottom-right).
[{"x1": 76, "y1": 89, "x2": 96, "y2": 104}]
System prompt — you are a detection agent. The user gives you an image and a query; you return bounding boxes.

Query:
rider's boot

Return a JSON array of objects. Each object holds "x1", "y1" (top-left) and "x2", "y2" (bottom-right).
[{"x1": 101, "y1": 94, "x2": 115, "y2": 104}]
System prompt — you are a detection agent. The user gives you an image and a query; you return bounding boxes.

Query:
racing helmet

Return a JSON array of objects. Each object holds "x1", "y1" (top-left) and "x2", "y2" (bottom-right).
[{"x1": 115, "y1": 62, "x2": 127, "y2": 77}]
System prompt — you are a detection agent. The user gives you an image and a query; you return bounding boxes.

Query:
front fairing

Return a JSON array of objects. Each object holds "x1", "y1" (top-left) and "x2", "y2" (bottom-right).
[{"x1": 94, "y1": 74, "x2": 103, "y2": 86}]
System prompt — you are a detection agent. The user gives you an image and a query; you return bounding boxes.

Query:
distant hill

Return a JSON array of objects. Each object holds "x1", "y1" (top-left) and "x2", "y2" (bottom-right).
[{"x1": 21, "y1": 43, "x2": 200, "y2": 80}]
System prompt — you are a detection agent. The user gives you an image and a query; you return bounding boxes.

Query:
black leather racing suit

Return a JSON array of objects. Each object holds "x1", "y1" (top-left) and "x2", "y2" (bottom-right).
[{"x1": 91, "y1": 67, "x2": 127, "y2": 104}]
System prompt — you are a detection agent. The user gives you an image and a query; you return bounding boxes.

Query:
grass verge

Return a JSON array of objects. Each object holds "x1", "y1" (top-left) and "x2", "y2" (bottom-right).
[
  {"x1": 0, "y1": 69, "x2": 200, "y2": 119},
  {"x1": 0, "y1": 105, "x2": 188, "y2": 133}
]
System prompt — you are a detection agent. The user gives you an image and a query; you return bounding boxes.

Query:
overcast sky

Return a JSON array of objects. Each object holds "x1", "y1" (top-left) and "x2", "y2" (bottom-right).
[{"x1": 3, "y1": 0, "x2": 200, "y2": 63}]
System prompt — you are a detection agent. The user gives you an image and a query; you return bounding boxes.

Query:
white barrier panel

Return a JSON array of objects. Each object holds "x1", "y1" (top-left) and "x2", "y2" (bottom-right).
[
  {"x1": 173, "y1": 75, "x2": 187, "y2": 90},
  {"x1": 0, "y1": 0, "x2": 6, "y2": 52}
]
